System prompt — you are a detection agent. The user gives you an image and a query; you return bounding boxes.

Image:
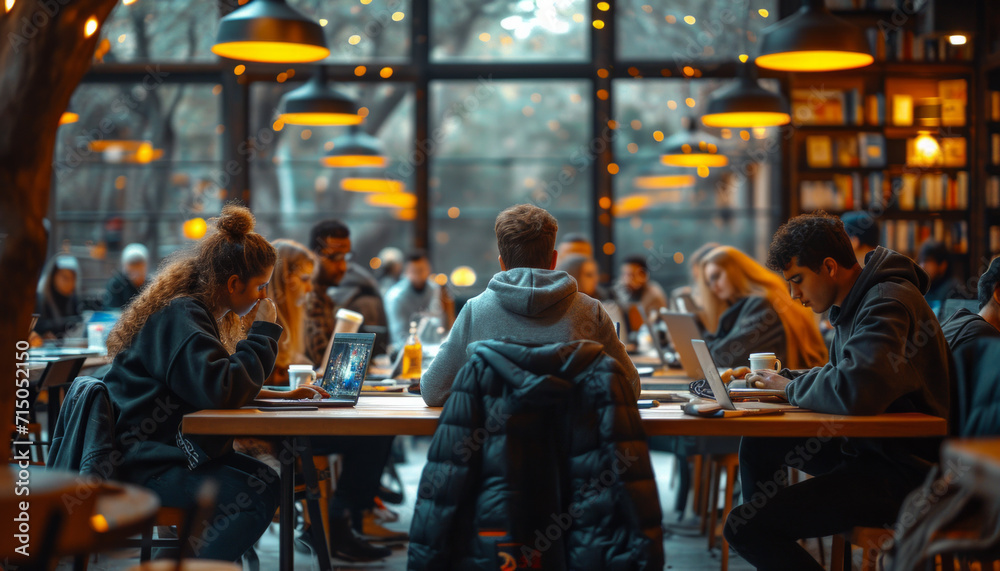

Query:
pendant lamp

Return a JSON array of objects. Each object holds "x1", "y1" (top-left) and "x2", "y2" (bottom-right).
[
  {"x1": 277, "y1": 68, "x2": 361, "y2": 126},
  {"x1": 632, "y1": 165, "x2": 696, "y2": 190},
  {"x1": 321, "y1": 129, "x2": 388, "y2": 168},
  {"x1": 660, "y1": 120, "x2": 729, "y2": 168},
  {"x1": 755, "y1": 0, "x2": 873, "y2": 72},
  {"x1": 213, "y1": 0, "x2": 329, "y2": 63},
  {"x1": 701, "y1": 65, "x2": 790, "y2": 128}
]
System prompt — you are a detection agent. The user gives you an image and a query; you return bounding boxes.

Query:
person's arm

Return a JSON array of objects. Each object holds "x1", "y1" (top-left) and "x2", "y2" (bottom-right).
[
  {"x1": 704, "y1": 297, "x2": 784, "y2": 369},
  {"x1": 160, "y1": 305, "x2": 282, "y2": 410},
  {"x1": 420, "y1": 304, "x2": 473, "y2": 406},
  {"x1": 594, "y1": 302, "x2": 641, "y2": 398},
  {"x1": 785, "y1": 298, "x2": 927, "y2": 415}
]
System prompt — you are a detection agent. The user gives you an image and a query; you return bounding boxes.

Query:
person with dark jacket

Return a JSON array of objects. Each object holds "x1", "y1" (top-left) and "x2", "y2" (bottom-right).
[
  {"x1": 420, "y1": 204, "x2": 639, "y2": 407},
  {"x1": 102, "y1": 205, "x2": 327, "y2": 562},
  {"x1": 409, "y1": 339, "x2": 663, "y2": 570},
  {"x1": 724, "y1": 212, "x2": 952, "y2": 571},
  {"x1": 104, "y1": 243, "x2": 149, "y2": 309},
  {"x1": 34, "y1": 254, "x2": 84, "y2": 339},
  {"x1": 940, "y1": 255, "x2": 1000, "y2": 353},
  {"x1": 918, "y1": 240, "x2": 970, "y2": 314}
]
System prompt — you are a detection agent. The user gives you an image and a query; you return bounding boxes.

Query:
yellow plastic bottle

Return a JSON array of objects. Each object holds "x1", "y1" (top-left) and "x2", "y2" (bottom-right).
[{"x1": 401, "y1": 321, "x2": 422, "y2": 381}]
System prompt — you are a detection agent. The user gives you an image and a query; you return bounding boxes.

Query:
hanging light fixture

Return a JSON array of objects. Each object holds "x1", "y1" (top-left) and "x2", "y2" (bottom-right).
[
  {"x1": 342, "y1": 178, "x2": 405, "y2": 193},
  {"x1": 212, "y1": 0, "x2": 329, "y2": 63},
  {"x1": 632, "y1": 165, "x2": 696, "y2": 190},
  {"x1": 701, "y1": 67, "x2": 790, "y2": 128},
  {"x1": 660, "y1": 120, "x2": 729, "y2": 168},
  {"x1": 277, "y1": 67, "x2": 361, "y2": 125},
  {"x1": 755, "y1": 0, "x2": 873, "y2": 72},
  {"x1": 321, "y1": 129, "x2": 388, "y2": 168}
]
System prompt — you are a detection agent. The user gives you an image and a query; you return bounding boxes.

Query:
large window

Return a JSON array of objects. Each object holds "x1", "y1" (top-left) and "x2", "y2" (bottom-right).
[
  {"x1": 429, "y1": 80, "x2": 592, "y2": 292},
  {"x1": 53, "y1": 0, "x2": 786, "y2": 301}
]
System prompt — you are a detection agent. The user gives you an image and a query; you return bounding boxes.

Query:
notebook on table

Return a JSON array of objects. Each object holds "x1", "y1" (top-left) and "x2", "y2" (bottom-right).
[
  {"x1": 691, "y1": 340, "x2": 804, "y2": 412},
  {"x1": 252, "y1": 333, "x2": 375, "y2": 408}
]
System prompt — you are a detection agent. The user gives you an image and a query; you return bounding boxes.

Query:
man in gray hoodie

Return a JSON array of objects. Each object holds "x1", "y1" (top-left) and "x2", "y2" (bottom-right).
[
  {"x1": 724, "y1": 212, "x2": 951, "y2": 571},
  {"x1": 420, "y1": 204, "x2": 640, "y2": 407}
]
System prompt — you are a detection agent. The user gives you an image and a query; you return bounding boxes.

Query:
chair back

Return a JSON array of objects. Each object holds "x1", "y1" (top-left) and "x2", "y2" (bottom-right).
[{"x1": 47, "y1": 376, "x2": 119, "y2": 479}]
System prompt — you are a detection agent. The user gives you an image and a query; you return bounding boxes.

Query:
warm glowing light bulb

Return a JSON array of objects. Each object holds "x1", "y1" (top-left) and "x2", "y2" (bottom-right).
[
  {"x1": 183, "y1": 218, "x2": 208, "y2": 240},
  {"x1": 5, "y1": 0, "x2": 15, "y2": 12},
  {"x1": 948, "y1": 35, "x2": 967, "y2": 46},
  {"x1": 738, "y1": 54, "x2": 749, "y2": 63},
  {"x1": 758, "y1": 9, "x2": 769, "y2": 17},
  {"x1": 348, "y1": 34, "x2": 361, "y2": 45},
  {"x1": 450, "y1": 266, "x2": 477, "y2": 287},
  {"x1": 913, "y1": 132, "x2": 942, "y2": 167},
  {"x1": 683, "y1": 15, "x2": 695, "y2": 25},
  {"x1": 84, "y1": 16, "x2": 98, "y2": 38}
]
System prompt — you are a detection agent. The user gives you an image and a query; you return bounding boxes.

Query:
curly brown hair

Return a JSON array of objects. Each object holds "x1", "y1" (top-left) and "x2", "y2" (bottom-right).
[{"x1": 106, "y1": 204, "x2": 278, "y2": 359}]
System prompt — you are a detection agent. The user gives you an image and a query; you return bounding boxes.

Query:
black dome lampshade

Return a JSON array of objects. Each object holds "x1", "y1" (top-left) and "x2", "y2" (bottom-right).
[
  {"x1": 755, "y1": 0, "x2": 873, "y2": 72},
  {"x1": 278, "y1": 67, "x2": 362, "y2": 126},
  {"x1": 213, "y1": 0, "x2": 330, "y2": 63},
  {"x1": 321, "y1": 128, "x2": 388, "y2": 169},
  {"x1": 701, "y1": 65, "x2": 790, "y2": 128}
]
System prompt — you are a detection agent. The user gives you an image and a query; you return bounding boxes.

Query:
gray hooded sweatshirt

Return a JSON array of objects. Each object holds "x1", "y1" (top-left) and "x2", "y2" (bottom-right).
[{"x1": 420, "y1": 268, "x2": 640, "y2": 406}]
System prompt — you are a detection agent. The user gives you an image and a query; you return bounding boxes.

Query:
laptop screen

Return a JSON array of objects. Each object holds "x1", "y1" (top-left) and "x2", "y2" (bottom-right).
[
  {"x1": 691, "y1": 339, "x2": 737, "y2": 410},
  {"x1": 318, "y1": 333, "x2": 375, "y2": 400}
]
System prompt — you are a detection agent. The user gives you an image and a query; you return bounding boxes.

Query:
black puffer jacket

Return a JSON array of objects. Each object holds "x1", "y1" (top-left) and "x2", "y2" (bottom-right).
[{"x1": 408, "y1": 339, "x2": 664, "y2": 570}]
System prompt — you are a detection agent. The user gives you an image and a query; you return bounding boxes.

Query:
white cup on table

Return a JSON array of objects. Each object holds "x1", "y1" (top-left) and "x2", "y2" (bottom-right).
[
  {"x1": 749, "y1": 352, "x2": 782, "y2": 372},
  {"x1": 287, "y1": 364, "x2": 316, "y2": 390}
]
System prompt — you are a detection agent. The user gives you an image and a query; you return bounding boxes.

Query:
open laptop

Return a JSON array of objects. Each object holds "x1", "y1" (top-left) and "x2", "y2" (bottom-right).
[
  {"x1": 252, "y1": 333, "x2": 375, "y2": 408},
  {"x1": 658, "y1": 310, "x2": 706, "y2": 379},
  {"x1": 691, "y1": 340, "x2": 804, "y2": 412}
]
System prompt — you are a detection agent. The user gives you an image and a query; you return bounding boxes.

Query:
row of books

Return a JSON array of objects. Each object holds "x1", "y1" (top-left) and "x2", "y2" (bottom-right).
[
  {"x1": 883, "y1": 220, "x2": 969, "y2": 256},
  {"x1": 865, "y1": 28, "x2": 974, "y2": 63},
  {"x1": 988, "y1": 177, "x2": 1000, "y2": 209},
  {"x1": 895, "y1": 172, "x2": 970, "y2": 211},
  {"x1": 800, "y1": 171, "x2": 970, "y2": 212},
  {"x1": 992, "y1": 226, "x2": 1000, "y2": 256},
  {"x1": 792, "y1": 80, "x2": 967, "y2": 127},
  {"x1": 991, "y1": 134, "x2": 1000, "y2": 166},
  {"x1": 805, "y1": 134, "x2": 886, "y2": 168}
]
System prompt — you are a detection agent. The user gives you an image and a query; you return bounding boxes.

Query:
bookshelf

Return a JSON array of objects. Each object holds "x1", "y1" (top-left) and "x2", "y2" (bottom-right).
[{"x1": 783, "y1": 7, "x2": 979, "y2": 276}]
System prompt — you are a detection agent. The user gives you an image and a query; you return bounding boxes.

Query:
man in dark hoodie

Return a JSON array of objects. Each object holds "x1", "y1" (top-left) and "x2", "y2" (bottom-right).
[
  {"x1": 420, "y1": 204, "x2": 639, "y2": 407},
  {"x1": 723, "y1": 212, "x2": 951, "y2": 571}
]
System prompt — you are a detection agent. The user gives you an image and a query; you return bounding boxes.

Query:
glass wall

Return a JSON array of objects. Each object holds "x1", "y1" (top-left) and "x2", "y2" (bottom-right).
[{"x1": 51, "y1": 0, "x2": 785, "y2": 302}]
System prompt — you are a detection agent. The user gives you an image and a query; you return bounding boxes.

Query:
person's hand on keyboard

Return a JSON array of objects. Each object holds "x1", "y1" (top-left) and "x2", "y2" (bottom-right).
[{"x1": 283, "y1": 385, "x2": 330, "y2": 400}]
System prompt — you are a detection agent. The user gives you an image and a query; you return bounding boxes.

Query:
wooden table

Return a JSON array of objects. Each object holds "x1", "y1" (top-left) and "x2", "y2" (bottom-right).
[
  {"x1": 0, "y1": 467, "x2": 159, "y2": 566},
  {"x1": 183, "y1": 397, "x2": 945, "y2": 571}
]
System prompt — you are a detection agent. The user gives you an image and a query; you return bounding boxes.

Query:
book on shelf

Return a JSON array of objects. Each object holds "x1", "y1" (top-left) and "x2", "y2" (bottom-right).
[
  {"x1": 792, "y1": 89, "x2": 845, "y2": 126},
  {"x1": 858, "y1": 133, "x2": 886, "y2": 167},
  {"x1": 940, "y1": 137, "x2": 967, "y2": 167},
  {"x1": 991, "y1": 226, "x2": 1000, "y2": 256},
  {"x1": 991, "y1": 91, "x2": 1000, "y2": 122},
  {"x1": 865, "y1": 27, "x2": 973, "y2": 62},
  {"x1": 866, "y1": 93, "x2": 885, "y2": 126},
  {"x1": 992, "y1": 134, "x2": 1000, "y2": 166},
  {"x1": 806, "y1": 136, "x2": 834, "y2": 168},
  {"x1": 938, "y1": 79, "x2": 967, "y2": 127},
  {"x1": 988, "y1": 176, "x2": 1000, "y2": 208},
  {"x1": 892, "y1": 94, "x2": 914, "y2": 126}
]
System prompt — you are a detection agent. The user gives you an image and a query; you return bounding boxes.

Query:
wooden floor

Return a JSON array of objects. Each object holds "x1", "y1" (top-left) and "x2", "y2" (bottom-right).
[{"x1": 59, "y1": 438, "x2": 846, "y2": 570}]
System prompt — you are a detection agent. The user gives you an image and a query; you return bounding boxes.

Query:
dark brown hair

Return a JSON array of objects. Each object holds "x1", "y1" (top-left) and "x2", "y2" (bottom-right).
[
  {"x1": 495, "y1": 204, "x2": 559, "y2": 270},
  {"x1": 106, "y1": 204, "x2": 278, "y2": 358},
  {"x1": 767, "y1": 211, "x2": 857, "y2": 273}
]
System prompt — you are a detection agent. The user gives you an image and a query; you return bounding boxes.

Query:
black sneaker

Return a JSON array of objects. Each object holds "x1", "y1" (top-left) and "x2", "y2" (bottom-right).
[{"x1": 328, "y1": 514, "x2": 391, "y2": 562}]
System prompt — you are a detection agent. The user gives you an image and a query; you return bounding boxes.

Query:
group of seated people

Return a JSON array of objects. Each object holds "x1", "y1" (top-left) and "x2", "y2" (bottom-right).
[{"x1": 50, "y1": 200, "x2": 1000, "y2": 568}]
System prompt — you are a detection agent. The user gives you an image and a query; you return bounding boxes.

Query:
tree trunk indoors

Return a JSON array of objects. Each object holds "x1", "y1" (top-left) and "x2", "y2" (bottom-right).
[{"x1": 0, "y1": 0, "x2": 119, "y2": 440}]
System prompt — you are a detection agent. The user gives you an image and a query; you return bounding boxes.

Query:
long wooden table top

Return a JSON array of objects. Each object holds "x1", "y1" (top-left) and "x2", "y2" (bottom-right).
[{"x1": 183, "y1": 396, "x2": 947, "y2": 439}]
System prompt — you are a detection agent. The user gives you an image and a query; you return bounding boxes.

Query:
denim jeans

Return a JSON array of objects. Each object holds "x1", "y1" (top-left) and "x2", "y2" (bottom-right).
[{"x1": 143, "y1": 452, "x2": 279, "y2": 561}]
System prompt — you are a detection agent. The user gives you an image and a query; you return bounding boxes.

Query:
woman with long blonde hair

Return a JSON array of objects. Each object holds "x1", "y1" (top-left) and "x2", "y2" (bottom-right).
[
  {"x1": 103, "y1": 205, "x2": 327, "y2": 562},
  {"x1": 696, "y1": 245, "x2": 828, "y2": 369},
  {"x1": 266, "y1": 239, "x2": 316, "y2": 385}
]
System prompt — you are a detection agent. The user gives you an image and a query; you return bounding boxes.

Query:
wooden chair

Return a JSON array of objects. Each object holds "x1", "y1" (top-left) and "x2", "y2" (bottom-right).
[
  {"x1": 705, "y1": 453, "x2": 741, "y2": 571},
  {"x1": 830, "y1": 527, "x2": 893, "y2": 571}
]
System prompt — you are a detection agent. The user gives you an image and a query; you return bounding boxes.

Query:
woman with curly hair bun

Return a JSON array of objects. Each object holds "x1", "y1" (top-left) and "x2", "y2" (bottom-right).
[{"x1": 103, "y1": 204, "x2": 328, "y2": 562}]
